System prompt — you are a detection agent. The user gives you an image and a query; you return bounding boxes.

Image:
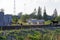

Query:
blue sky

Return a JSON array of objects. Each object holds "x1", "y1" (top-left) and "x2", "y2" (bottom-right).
[{"x1": 0, "y1": 0, "x2": 60, "y2": 15}]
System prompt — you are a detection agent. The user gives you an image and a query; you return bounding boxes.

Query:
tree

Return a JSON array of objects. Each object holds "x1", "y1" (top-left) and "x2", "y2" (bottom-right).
[
  {"x1": 37, "y1": 6, "x2": 42, "y2": 19},
  {"x1": 55, "y1": 16, "x2": 60, "y2": 22},
  {"x1": 0, "y1": 8, "x2": 4, "y2": 12},
  {"x1": 52, "y1": 9, "x2": 58, "y2": 20},
  {"x1": 18, "y1": 12, "x2": 22, "y2": 17},
  {"x1": 53, "y1": 9, "x2": 58, "y2": 18},
  {"x1": 12, "y1": 16, "x2": 18, "y2": 24},
  {"x1": 43, "y1": 7, "x2": 47, "y2": 21},
  {"x1": 19, "y1": 14, "x2": 29, "y2": 22},
  {"x1": 29, "y1": 8, "x2": 37, "y2": 19}
]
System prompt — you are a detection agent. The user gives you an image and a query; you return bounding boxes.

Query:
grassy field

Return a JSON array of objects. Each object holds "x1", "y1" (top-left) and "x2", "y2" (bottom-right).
[{"x1": 0, "y1": 28, "x2": 60, "y2": 40}]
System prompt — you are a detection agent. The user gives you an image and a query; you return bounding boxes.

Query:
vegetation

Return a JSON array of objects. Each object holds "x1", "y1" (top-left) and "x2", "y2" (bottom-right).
[
  {"x1": 12, "y1": 16, "x2": 19, "y2": 24},
  {"x1": 29, "y1": 8, "x2": 37, "y2": 19},
  {"x1": 55, "y1": 16, "x2": 60, "y2": 21},
  {"x1": 0, "y1": 28, "x2": 60, "y2": 40},
  {"x1": 37, "y1": 7, "x2": 42, "y2": 19},
  {"x1": 19, "y1": 14, "x2": 29, "y2": 23},
  {"x1": 45, "y1": 20, "x2": 51, "y2": 25},
  {"x1": 12, "y1": 7, "x2": 59, "y2": 25},
  {"x1": 43, "y1": 7, "x2": 47, "y2": 21}
]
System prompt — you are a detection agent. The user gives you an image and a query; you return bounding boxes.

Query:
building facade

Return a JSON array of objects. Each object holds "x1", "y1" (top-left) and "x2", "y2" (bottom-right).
[
  {"x1": 27, "y1": 19, "x2": 45, "y2": 25},
  {"x1": 4, "y1": 15, "x2": 12, "y2": 26},
  {"x1": 0, "y1": 12, "x2": 4, "y2": 26}
]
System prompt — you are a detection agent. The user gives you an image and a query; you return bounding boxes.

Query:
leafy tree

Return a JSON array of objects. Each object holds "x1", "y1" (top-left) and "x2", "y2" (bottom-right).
[
  {"x1": 29, "y1": 13, "x2": 37, "y2": 19},
  {"x1": 19, "y1": 14, "x2": 29, "y2": 22},
  {"x1": 12, "y1": 16, "x2": 19, "y2": 24},
  {"x1": 29, "y1": 8, "x2": 37, "y2": 19},
  {"x1": 37, "y1": 6, "x2": 42, "y2": 19},
  {"x1": 55, "y1": 16, "x2": 60, "y2": 21},
  {"x1": 18, "y1": 12, "x2": 22, "y2": 17}
]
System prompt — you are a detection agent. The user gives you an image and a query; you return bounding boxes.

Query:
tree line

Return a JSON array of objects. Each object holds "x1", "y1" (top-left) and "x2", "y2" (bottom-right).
[{"x1": 12, "y1": 6, "x2": 60, "y2": 24}]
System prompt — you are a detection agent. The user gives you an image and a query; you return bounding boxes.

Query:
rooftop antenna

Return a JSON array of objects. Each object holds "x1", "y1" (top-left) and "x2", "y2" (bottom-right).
[{"x1": 14, "y1": 0, "x2": 16, "y2": 15}]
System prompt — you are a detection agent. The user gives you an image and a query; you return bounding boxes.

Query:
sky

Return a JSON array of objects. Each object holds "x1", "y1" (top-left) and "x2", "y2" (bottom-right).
[{"x1": 0, "y1": 0, "x2": 60, "y2": 15}]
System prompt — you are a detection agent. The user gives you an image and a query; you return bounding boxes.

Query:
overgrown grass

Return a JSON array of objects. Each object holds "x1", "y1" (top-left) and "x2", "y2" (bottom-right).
[{"x1": 0, "y1": 28, "x2": 60, "y2": 40}]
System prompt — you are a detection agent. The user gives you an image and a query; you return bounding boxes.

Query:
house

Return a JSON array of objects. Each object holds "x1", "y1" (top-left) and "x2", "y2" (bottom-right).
[
  {"x1": 47, "y1": 15, "x2": 54, "y2": 20},
  {"x1": 27, "y1": 19, "x2": 45, "y2": 25},
  {"x1": 4, "y1": 14, "x2": 12, "y2": 26}
]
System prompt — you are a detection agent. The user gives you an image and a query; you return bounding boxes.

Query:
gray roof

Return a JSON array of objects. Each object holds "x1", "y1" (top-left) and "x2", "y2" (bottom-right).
[{"x1": 27, "y1": 19, "x2": 45, "y2": 23}]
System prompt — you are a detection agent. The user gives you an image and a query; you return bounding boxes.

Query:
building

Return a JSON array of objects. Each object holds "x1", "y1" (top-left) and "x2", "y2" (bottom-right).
[
  {"x1": 0, "y1": 9, "x2": 4, "y2": 26},
  {"x1": 27, "y1": 19, "x2": 45, "y2": 25},
  {"x1": 47, "y1": 15, "x2": 54, "y2": 20},
  {"x1": 4, "y1": 14, "x2": 12, "y2": 26}
]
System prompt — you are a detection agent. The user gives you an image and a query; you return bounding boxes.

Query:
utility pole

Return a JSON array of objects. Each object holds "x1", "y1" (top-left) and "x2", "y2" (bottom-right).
[{"x1": 14, "y1": 0, "x2": 16, "y2": 14}]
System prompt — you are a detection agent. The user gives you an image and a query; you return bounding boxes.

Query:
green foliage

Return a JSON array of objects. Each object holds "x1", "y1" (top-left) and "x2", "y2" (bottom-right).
[
  {"x1": 43, "y1": 8, "x2": 48, "y2": 21},
  {"x1": 55, "y1": 16, "x2": 60, "y2": 21},
  {"x1": 15, "y1": 35, "x2": 24, "y2": 40},
  {"x1": 19, "y1": 14, "x2": 29, "y2": 23},
  {"x1": 17, "y1": 14, "x2": 31, "y2": 25},
  {"x1": 27, "y1": 31, "x2": 42, "y2": 40},
  {"x1": 43, "y1": 32, "x2": 54, "y2": 40},
  {"x1": 12, "y1": 16, "x2": 19, "y2": 24},
  {"x1": 53, "y1": 9, "x2": 58, "y2": 18},
  {"x1": 45, "y1": 20, "x2": 51, "y2": 25},
  {"x1": 29, "y1": 8, "x2": 37, "y2": 19},
  {"x1": 0, "y1": 28, "x2": 60, "y2": 40},
  {"x1": 37, "y1": 6, "x2": 42, "y2": 19},
  {"x1": 29, "y1": 13, "x2": 37, "y2": 19},
  {"x1": 0, "y1": 36, "x2": 6, "y2": 40}
]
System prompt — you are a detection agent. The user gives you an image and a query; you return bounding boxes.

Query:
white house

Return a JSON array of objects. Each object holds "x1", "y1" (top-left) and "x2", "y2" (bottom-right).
[{"x1": 27, "y1": 19, "x2": 45, "y2": 25}]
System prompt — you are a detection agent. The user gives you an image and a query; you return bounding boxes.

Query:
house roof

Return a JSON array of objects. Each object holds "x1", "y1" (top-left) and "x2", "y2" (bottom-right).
[{"x1": 27, "y1": 19, "x2": 45, "y2": 23}]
